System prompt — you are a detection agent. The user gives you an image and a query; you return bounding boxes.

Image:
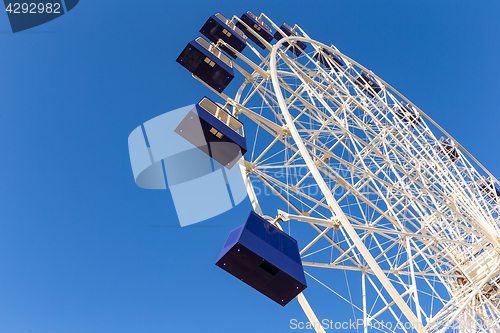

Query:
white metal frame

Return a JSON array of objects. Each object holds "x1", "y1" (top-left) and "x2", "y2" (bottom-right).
[{"x1": 197, "y1": 13, "x2": 500, "y2": 333}]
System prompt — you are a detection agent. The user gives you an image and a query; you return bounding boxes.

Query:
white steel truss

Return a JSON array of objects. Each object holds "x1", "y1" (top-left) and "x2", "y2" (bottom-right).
[{"x1": 202, "y1": 12, "x2": 500, "y2": 333}]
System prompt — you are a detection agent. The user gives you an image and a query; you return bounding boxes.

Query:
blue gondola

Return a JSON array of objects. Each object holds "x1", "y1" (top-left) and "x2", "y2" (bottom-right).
[
  {"x1": 176, "y1": 37, "x2": 235, "y2": 92},
  {"x1": 174, "y1": 96, "x2": 247, "y2": 169},
  {"x1": 200, "y1": 13, "x2": 247, "y2": 59},
  {"x1": 354, "y1": 71, "x2": 381, "y2": 97},
  {"x1": 477, "y1": 176, "x2": 500, "y2": 201},
  {"x1": 435, "y1": 137, "x2": 459, "y2": 162},
  {"x1": 216, "y1": 211, "x2": 307, "y2": 306},
  {"x1": 236, "y1": 11, "x2": 273, "y2": 50},
  {"x1": 395, "y1": 102, "x2": 421, "y2": 126},
  {"x1": 314, "y1": 49, "x2": 344, "y2": 71},
  {"x1": 273, "y1": 23, "x2": 307, "y2": 56}
]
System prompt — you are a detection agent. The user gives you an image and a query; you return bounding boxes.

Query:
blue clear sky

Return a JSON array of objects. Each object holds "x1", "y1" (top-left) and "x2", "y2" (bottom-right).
[{"x1": 1, "y1": 1, "x2": 499, "y2": 332}]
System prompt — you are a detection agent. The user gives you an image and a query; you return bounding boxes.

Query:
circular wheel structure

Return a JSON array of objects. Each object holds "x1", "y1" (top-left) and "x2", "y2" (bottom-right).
[{"x1": 183, "y1": 12, "x2": 500, "y2": 333}]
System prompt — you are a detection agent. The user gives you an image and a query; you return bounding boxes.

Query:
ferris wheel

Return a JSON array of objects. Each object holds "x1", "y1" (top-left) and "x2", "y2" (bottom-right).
[{"x1": 172, "y1": 11, "x2": 500, "y2": 333}]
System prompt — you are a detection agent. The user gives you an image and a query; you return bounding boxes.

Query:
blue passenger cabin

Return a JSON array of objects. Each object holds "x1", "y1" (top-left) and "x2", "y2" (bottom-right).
[
  {"x1": 395, "y1": 102, "x2": 421, "y2": 126},
  {"x1": 273, "y1": 23, "x2": 307, "y2": 56},
  {"x1": 477, "y1": 176, "x2": 500, "y2": 201},
  {"x1": 176, "y1": 37, "x2": 235, "y2": 93},
  {"x1": 354, "y1": 71, "x2": 381, "y2": 97},
  {"x1": 200, "y1": 13, "x2": 247, "y2": 59},
  {"x1": 314, "y1": 49, "x2": 344, "y2": 71},
  {"x1": 174, "y1": 96, "x2": 247, "y2": 169},
  {"x1": 216, "y1": 211, "x2": 307, "y2": 306},
  {"x1": 435, "y1": 137, "x2": 459, "y2": 162},
  {"x1": 236, "y1": 11, "x2": 273, "y2": 50}
]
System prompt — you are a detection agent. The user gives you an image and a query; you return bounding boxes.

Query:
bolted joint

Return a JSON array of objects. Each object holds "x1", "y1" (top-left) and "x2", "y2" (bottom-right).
[{"x1": 331, "y1": 218, "x2": 342, "y2": 230}]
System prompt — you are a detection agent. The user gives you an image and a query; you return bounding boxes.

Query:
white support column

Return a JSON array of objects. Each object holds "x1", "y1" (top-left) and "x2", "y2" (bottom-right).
[
  {"x1": 406, "y1": 236, "x2": 423, "y2": 323},
  {"x1": 362, "y1": 272, "x2": 368, "y2": 333},
  {"x1": 297, "y1": 293, "x2": 326, "y2": 333},
  {"x1": 238, "y1": 159, "x2": 262, "y2": 215}
]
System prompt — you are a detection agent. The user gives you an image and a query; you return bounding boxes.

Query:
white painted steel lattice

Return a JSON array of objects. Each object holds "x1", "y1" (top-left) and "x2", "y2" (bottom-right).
[{"x1": 192, "y1": 12, "x2": 500, "y2": 333}]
